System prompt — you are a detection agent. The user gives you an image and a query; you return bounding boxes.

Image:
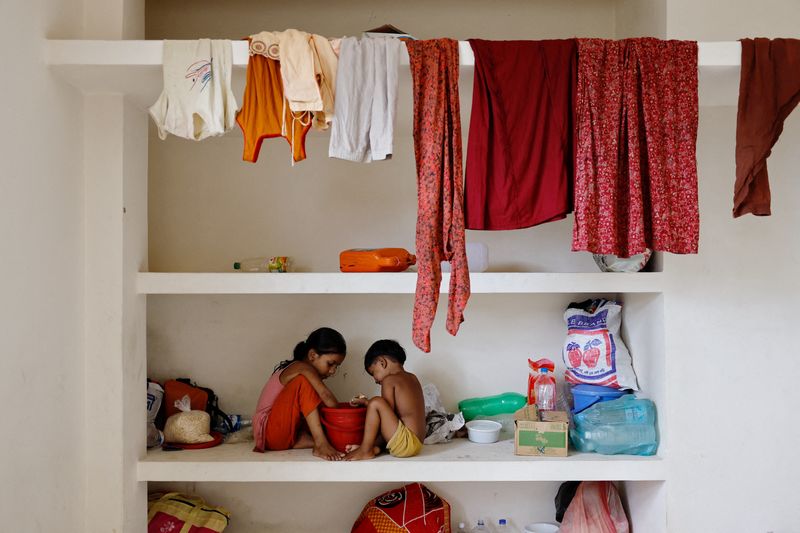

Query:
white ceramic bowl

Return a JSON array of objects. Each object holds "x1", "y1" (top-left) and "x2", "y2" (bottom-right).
[
  {"x1": 465, "y1": 420, "x2": 502, "y2": 443},
  {"x1": 523, "y1": 523, "x2": 560, "y2": 533}
]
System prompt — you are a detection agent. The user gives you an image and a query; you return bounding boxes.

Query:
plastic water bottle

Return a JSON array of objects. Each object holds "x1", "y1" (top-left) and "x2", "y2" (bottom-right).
[
  {"x1": 442, "y1": 242, "x2": 489, "y2": 272},
  {"x1": 456, "y1": 523, "x2": 469, "y2": 533},
  {"x1": 497, "y1": 518, "x2": 511, "y2": 531},
  {"x1": 572, "y1": 424, "x2": 658, "y2": 455},
  {"x1": 577, "y1": 395, "x2": 655, "y2": 425},
  {"x1": 458, "y1": 392, "x2": 527, "y2": 421},
  {"x1": 533, "y1": 367, "x2": 556, "y2": 411},
  {"x1": 472, "y1": 519, "x2": 489, "y2": 532},
  {"x1": 570, "y1": 396, "x2": 658, "y2": 455},
  {"x1": 233, "y1": 256, "x2": 289, "y2": 272}
]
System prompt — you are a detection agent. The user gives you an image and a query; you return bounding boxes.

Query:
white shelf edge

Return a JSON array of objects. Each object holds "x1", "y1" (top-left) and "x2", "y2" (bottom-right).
[
  {"x1": 138, "y1": 441, "x2": 666, "y2": 482},
  {"x1": 45, "y1": 39, "x2": 740, "y2": 68},
  {"x1": 137, "y1": 272, "x2": 663, "y2": 295}
]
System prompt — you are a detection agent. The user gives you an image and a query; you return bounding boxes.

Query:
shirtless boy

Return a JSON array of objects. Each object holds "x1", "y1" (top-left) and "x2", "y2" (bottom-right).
[{"x1": 344, "y1": 339, "x2": 426, "y2": 460}]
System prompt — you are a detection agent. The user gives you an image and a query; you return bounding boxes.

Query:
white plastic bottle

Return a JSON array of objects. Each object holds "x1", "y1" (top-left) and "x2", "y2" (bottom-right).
[
  {"x1": 456, "y1": 522, "x2": 469, "y2": 533},
  {"x1": 472, "y1": 519, "x2": 490, "y2": 532},
  {"x1": 232, "y1": 256, "x2": 289, "y2": 273}
]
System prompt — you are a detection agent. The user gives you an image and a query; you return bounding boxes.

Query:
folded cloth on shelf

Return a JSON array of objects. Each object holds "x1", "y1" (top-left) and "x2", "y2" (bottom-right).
[
  {"x1": 407, "y1": 38, "x2": 470, "y2": 353},
  {"x1": 734, "y1": 38, "x2": 800, "y2": 217},
  {"x1": 149, "y1": 39, "x2": 238, "y2": 141},
  {"x1": 328, "y1": 36, "x2": 402, "y2": 162},
  {"x1": 465, "y1": 39, "x2": 577, "y2": 230},
  {"x1": 572, "y1": 38, "x2": 699, "y2": 257}
]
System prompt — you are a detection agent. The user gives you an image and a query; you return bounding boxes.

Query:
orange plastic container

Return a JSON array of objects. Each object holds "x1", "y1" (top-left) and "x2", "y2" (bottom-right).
[{"x1": 339, "y1": 248, "x2": 416, "y2": 272}]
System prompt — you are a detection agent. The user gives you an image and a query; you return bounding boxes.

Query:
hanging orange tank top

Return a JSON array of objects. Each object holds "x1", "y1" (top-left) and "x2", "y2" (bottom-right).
[{"x1": 236, "y1": 52, "x2": 311, "y2": 163}]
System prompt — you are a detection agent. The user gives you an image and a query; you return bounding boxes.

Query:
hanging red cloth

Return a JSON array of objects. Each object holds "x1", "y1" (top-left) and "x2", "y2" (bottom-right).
[
  {"x1": 465, "y1": 39, "x2": 577, "y2": 230},
  {"x1": 572, "y1": 38, "x2": 699, "y2": 257},
  {"x1": 734, "y1": 38, "x2": 800, "y2": 217},
  {"x1": 406, "y1": 39, "x2": 470, "y2": 353}
]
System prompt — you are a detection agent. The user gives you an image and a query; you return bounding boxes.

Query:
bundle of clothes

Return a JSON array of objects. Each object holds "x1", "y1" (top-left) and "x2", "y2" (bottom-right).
[{"x1": 150, "y1": 32, "x2": 800, "y2": 351}]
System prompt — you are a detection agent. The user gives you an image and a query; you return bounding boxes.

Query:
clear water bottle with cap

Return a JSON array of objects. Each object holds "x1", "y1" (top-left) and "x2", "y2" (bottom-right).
[
  {"x1": 472, "y1": 519, "x2": 490, "y2": 532},
  {"x1": 497, "y1": 518, "x2": 510, "y2": 531}
]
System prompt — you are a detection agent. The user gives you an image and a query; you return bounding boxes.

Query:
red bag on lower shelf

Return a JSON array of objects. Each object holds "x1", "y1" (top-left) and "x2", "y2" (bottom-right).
[
  {"x1": 351, "y1": 482, "x2": 450, "y2": 533},
  {"x1": 559, "y1": 481, "x2": 630, "y2": 533}
]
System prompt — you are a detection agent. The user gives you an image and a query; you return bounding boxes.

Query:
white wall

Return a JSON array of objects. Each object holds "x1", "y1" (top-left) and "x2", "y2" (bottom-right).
[
  {"x1": 145, "y1": 0, "x2": 617, "y2": 40},
  {"x1": 0, "y1": 1, "x2": 85, "y2": 532},
  {"x1": 615, "y1": 0, "x2": 666, "y2": 38},
  {"x1": 663, "y1": 3, "x2": 800, "y2": 531},
  {"x1": 667, "y1": 0, "x2": 800, "y2": 40},
  {"x1": 664, "y1": 105, "x2": 800, "y2": 533}
]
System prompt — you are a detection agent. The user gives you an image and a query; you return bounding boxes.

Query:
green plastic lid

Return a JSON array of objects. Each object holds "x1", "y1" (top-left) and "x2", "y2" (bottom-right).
[{"x1": 233, "y1": 262, "x2": 241, "y2": 270}]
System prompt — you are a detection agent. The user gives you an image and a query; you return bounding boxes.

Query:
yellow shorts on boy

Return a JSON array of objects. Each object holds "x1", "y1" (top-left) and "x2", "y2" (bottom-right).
[{"x1": 386, "y1": 420, "x2": 423, "y2": 458}]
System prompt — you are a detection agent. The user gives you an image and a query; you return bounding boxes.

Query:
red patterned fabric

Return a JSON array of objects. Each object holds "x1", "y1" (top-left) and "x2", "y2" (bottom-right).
[
  {"x1": 351, "y1": 482, "x2": 451, "y2": 533},
  {"x1": 407, "y1": 39, "x2": 470, "y2": 353},
  {"x1": 572, "y1": 38, "x2": 699, "y2": 257}
]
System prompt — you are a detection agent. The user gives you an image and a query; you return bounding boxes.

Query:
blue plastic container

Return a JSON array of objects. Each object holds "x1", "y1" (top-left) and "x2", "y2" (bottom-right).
[{"x1": 571, "y1": 384, "x2": 631, "y2": 414}]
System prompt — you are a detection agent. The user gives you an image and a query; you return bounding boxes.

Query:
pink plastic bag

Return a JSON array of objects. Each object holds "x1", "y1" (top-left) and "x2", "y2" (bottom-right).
[{"x1": 559, "y1": 481, "x2": 630, "y2": 533}]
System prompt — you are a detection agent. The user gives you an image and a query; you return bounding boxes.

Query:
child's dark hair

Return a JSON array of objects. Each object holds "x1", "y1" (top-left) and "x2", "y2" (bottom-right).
[
  {"x1": 364, "y1": 339, "x2": 406, "y2": 371},
  {"x1": 274, "y1": 327, "x2": 347, "y2": 373}
]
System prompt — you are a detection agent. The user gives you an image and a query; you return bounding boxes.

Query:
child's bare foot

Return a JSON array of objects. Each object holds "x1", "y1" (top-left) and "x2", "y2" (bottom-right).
[
  {"x1": 344, "y1": 445, "x2": 381, "y2": 461},
  {"x1": 313, "y1": 442, "x2": 344, "y2": 461},
  {"x1": 345, "y1": 444, "x2": 360, "y2": 453}
]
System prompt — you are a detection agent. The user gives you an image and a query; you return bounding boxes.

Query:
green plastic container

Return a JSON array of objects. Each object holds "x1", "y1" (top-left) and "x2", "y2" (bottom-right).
[{"x1": 458, "y1": 392, "x2": 527, "y2": 421}]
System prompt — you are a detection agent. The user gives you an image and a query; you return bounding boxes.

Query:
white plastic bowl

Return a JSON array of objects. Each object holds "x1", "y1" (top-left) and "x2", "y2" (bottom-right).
[
  {"x1": 465, "y1": 420, "x2": 502, "y2": 443},
  {"x1": 523, "y1": 523, "x2": 560, "y2": 533}
]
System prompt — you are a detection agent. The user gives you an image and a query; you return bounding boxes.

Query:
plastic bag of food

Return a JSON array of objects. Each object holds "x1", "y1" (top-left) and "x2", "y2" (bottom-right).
[
  {"x1": 163, "y1": 395, "x2": 214, "y2": 444},
  {"x1": 563, "y1": 299, "x2": 639, "y2": 390}
]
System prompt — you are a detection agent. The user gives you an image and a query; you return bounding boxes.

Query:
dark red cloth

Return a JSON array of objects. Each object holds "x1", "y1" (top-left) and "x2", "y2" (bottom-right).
[
  {"x1": 465, "y1": 39, "x2": 576, "y2": 230},
  {"x1": 734, "y1": 38, "x2": 800, "y2": 217},
  {"x1": 572, "y1": 38, "x2": 699, "y2": 257},
  {"x1": 407, "y1": 39, "x2": 470, "y2": 353}
]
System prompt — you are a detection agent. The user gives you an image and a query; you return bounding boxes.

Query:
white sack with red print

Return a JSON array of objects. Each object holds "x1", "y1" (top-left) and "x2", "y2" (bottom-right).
[{"x1": 562, "y1": 299, "x2": 639, "y2": 390}]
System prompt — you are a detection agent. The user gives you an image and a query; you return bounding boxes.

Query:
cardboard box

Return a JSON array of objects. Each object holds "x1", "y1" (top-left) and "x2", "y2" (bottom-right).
[{"x1": 514, "y1": 405, "x2": 569, "y2": 457}]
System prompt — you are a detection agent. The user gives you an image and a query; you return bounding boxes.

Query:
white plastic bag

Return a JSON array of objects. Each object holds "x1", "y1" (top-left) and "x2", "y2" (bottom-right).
[
  {"x1": 163, "y1": 394, "x2": 214, "y2": 444},
  {"x1": 563, "y1": 299, "x2": 639, "y2": 390}
]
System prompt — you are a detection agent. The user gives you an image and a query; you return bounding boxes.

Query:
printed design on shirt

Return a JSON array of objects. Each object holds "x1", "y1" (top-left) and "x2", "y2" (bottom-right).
[
  {"x1": 250, "y1": 39, "x2": 280, "y2": 60},
  {"x1": 186, "y1": 58, "x2": 213, "y2": 91}
]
